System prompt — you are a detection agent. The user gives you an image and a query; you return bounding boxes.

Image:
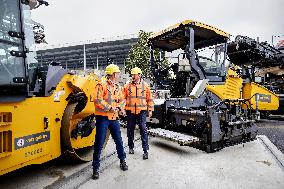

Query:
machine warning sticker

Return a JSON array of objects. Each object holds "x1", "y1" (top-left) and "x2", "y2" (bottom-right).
[
  {"x1": 257, "y1": 94, "x2": 271, "y2": 103},
  {"x1": 14, "y1": 131, "x2": 50, "y2": 150}
]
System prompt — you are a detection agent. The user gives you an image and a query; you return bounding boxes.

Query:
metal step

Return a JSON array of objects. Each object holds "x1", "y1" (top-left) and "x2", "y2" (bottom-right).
[{"x1": 148, "y1": 128, "x2": 199, "y2": 146}]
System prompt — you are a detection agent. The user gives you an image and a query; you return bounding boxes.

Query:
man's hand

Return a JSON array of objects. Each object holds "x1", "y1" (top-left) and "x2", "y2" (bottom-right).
[
  {"x1": 119, "y1": 109, "x2": 126, "y2": 117},
  {"x1": 148, "y1": 111, "x2": 152, "y2": 118},
  {"x1": 110, "y1": 107, "x2": 119, "y2": 112}
]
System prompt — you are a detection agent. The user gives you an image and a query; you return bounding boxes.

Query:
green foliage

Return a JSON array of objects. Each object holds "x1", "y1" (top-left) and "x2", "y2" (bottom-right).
[{"x1": 126, "y1": 30, "x2": 169, "y2": 78}]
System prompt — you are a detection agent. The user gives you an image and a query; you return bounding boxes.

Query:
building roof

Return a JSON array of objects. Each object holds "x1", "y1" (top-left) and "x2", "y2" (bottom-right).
[{"x1": 37, "y1": 37, "x2": 138, "y2": 69}]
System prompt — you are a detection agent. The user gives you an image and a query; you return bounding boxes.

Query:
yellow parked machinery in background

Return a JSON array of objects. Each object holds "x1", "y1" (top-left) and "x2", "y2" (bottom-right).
[
  {"x1": 147, "y1": 20, "x2": 279, "y2": 152},
  {"x1": 0, "y1": 0, "x2": 99, "y2": 175},
  {"x1": 227, "y1": 35, "x2": 284, "y2": 116}
]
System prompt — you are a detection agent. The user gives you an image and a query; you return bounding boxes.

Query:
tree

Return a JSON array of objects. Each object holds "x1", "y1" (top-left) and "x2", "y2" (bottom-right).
[{"x1": 126, "y1": 30, "x2": 169, "y2": 79}]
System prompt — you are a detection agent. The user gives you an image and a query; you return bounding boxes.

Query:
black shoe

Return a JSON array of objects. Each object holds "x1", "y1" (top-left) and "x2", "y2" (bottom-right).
[
  {"x1": 143, "y1": 152, "x2": 148, "y2": 160},
  {"x1": 92, "y1": 169, "x2": 99, "y2": 180},
  {"x1": 129, "y1": 148, "x2": 134, "y2": 154},
  {"x1": 120, "y1": 159, "x2": 128, "y2": 171}
]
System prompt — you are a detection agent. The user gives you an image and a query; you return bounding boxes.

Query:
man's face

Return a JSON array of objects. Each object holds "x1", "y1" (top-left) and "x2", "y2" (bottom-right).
[
  {"x1": 131, "y1": 74, "x2": 140, "y2": 82},
  {"x1": 109, "y1": 72, "x2": 120, "y2": 83},
  {"x1": 113, "y1": 72, "x2": 120, "y2": 82}
]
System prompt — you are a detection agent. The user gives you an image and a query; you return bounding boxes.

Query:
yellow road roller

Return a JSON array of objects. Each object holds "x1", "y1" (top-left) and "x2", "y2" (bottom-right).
[{"x1": 0, "y1": 0, "x2": 101, "y2": 175}]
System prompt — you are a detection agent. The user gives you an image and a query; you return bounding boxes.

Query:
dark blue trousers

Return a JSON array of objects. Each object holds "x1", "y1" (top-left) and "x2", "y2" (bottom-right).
[
  {"x1": 92, "y1": 116, "x2": 126, "y2": 170},
  {"x1": 127, "y1": 111, "x2": 149, "y2": 152}
]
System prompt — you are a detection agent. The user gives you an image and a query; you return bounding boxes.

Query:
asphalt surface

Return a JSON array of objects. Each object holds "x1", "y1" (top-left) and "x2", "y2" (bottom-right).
[
  {"x1": 0, "y1": 119, "x2": 283, "y2": 189},
  {"x1": 80, "y1": 135, "x2": 284, "y2": 189},
  {"x1": 257, "y1": 119, "x2": 284, "y2": 153}
]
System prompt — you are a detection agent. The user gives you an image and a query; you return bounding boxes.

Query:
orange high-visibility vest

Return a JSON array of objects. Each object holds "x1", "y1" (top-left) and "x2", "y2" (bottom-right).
[
  {"x1": 94, "y1": 79, "x2": 125, "y2": 120},
  {"x1": 123, "y1": 80, "x2": 154, "y2": 114}
]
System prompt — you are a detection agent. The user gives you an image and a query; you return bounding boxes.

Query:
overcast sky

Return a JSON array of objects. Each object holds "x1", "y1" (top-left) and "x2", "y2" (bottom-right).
[{"x1": 31, "y1": 0, "x2": 284, "y2": 46}]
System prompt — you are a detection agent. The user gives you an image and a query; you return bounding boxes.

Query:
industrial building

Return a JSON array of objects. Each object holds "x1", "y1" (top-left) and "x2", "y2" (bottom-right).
[{"x1": 36, "y1": 35, "x2": 138, "y2": 73}]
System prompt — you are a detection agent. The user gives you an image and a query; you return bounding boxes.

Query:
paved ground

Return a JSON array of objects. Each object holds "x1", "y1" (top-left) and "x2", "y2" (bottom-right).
[
  {"x1": 1, "y1": 121, "x2": 284, "y2": 189},
  {"x1": 258, "y1": 119, "x2": 284, "y2": 153},
  {"x1": 79, "y1": 135, "x2": 284, "y2": 189}
]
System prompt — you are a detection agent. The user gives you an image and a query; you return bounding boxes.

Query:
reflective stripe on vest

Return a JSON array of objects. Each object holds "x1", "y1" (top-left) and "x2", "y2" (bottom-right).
[
  {"x1": 105, "y1": 81, "x2": 112, "y2": 104},
  {"x1": 95, "y1": 81, "x2": 115, "y2": 113},
  {"x1": 96, "y1": 85, "x2": 109, "y2": 111},
  {"x1": 141, "y1": 81, "x2": 145, "y2": 106}
]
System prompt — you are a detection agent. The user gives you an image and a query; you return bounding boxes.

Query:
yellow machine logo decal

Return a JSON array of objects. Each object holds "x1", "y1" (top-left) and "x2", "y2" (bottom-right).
[
  {"x1": 258, "y1": 94, "x2": 271, "y2": 103},
  {"x1": 14, "y1": 131, "x2": 50, "y2": 150}
]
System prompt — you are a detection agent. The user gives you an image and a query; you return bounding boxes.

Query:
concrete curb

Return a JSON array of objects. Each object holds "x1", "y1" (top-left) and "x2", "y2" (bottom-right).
[{"x1": 257, "y1": 135, "x2": 284, "y2": 171}]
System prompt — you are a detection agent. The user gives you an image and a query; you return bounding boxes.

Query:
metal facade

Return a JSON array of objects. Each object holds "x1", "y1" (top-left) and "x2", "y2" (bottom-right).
[{"x1": 37, "y1": 38, "x2": 138, "y2": 72}]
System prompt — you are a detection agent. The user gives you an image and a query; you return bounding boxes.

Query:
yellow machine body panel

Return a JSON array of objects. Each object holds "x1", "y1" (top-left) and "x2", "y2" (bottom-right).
[
  {"x1": 206, "y1": 69, "x2": 279, "y2": 111},
  {"x1": 64, "y1": 73, "x2": 99, "y2": 149},
  {"x1": 242, "y1": 82, "x2": 279, "y2": 110},
  {"x1": 206, "y1": 69, "x2": 243, "y2": 100},
  {"x1": 0, "y1": 73, "x2": 98, "y2": 175}
]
